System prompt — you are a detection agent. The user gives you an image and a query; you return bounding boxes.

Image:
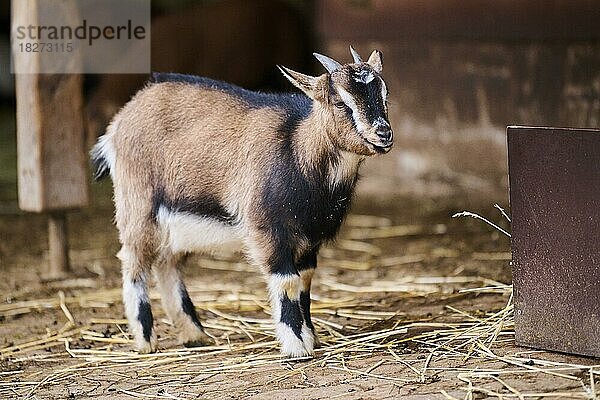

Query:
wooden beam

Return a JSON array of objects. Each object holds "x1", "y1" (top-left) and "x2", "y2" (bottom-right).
[
  {"x1": 13, "y1": 0, "x2": 88, "y2": 212},
  {"x1": 47, "y1": 212, "x2": 70, "y2": 278},
  {"x1": 12, "y1": 0, "x2": 88, "y2": 278},
  {"x1": 15, "y1": 74, "x2": 88, "y2": 211}
]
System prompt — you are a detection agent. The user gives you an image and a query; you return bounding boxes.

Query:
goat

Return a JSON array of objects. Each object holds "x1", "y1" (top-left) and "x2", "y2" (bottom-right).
[{"x1": 91, "y1": 47, "x2": 393, "y2": 357}]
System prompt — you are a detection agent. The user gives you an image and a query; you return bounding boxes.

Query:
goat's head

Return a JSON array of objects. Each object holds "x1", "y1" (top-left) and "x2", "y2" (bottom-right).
[{"x1": 278, "y1": 46, "x2": 392, "y2": 155}]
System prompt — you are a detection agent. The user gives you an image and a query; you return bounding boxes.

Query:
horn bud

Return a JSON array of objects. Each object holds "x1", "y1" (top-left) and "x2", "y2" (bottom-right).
[
  {"x1": 313, "y1": 52, "x2": 342, "y2": 74},
  {"x1": 350, "y1": 45, "x2": 362, "y2": 64}
]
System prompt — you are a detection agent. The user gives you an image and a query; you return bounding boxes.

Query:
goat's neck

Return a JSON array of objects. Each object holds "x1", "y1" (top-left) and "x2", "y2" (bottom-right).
[{"x1": 293, "y1": 105, "x2": 363, "y2": 186}]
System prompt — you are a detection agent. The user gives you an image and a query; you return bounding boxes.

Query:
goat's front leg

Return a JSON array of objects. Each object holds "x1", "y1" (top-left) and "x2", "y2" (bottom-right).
[
  {"x1": 249, "y1": 236, "x2": 315, "y2": 357},
  {"x1": 297, "y1": 249, "x2": 320, "y2": 348},
  {"x1": 268, "y1": 270, "x2": 315, "y2": 357}
]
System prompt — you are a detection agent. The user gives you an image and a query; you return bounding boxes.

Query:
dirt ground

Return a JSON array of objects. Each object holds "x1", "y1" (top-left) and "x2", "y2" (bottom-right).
[{"x1": 1, "y1": 179, "x2": 599, "y2": 399}]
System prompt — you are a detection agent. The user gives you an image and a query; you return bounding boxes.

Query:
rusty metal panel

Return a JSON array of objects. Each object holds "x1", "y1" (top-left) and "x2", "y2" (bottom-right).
[{"x1": 508, "y1": 126, "x2": 600, "y2": 357}]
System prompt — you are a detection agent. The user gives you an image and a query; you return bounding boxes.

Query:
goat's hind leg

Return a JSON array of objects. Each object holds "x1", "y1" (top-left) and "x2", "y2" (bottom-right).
[
  {"x1": 119, "y1": 245, "x2": 157, "y2": 354},
  {"x1": 154, "y1": 251, "x2": 211, "y2": 347}
]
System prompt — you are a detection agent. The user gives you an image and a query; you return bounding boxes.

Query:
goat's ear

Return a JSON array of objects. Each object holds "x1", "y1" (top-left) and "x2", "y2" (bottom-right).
[
  {"x1": 367, "y1": 50, "x2": 383, "y2": 73},
  {"x1": 278, "y1": 65, "x2": 329, "y2": 101}
]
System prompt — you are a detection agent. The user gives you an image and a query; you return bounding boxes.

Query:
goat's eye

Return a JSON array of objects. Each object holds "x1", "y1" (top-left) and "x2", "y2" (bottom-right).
[{"x1": 334, "y1": 102, "x2": 346, "y2": 109}]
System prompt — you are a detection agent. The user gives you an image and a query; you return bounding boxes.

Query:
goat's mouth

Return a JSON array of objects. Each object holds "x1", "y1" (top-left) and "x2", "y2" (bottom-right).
[{"x1": 365, "y1": 139, "x2": 393, "y2": 153}]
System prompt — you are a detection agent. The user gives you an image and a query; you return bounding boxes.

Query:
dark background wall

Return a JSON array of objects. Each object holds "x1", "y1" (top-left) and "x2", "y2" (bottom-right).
[
  {"x1": 315, "y1": 0, "x2": 600, "y2": 204},
  {"x1": 1, "y1": 0, "x2": 599, "y2": 208}
]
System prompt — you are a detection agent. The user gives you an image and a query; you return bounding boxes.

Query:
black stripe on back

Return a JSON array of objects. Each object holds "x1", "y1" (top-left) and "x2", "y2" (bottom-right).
[{"x1": 150, "y1": 72, "x2": 312, "y2": 119}]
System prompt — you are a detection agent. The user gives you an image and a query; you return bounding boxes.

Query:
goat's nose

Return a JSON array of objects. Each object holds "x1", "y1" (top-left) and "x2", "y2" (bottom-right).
[{"x1": 376, "y1": 128, "x2": 393, "y2": 142}]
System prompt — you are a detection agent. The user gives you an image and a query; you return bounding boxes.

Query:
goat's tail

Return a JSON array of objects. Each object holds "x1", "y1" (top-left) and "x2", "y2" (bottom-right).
[{"x1": 90, "y1": 121, "x2": 118, "y2": 181}]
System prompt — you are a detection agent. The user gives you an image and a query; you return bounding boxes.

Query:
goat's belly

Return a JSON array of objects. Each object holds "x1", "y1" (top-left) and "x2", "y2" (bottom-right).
[{"x1": 157, "y1": 207, "x2": 243, "y2": 253}]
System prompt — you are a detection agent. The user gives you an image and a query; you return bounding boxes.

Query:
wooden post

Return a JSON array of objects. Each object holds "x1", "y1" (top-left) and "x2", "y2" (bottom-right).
[
  {"x1": 48, "y1": 213, "x2": 70, "y2": 277},
  {"x1": 12, "y1": 0, "x2": 88, "y2": 279}
]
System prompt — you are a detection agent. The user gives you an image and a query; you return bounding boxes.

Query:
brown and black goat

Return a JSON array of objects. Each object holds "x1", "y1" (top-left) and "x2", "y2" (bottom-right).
[{"x1": 91, "y1": 47, "x2": 393, "y2": 357}]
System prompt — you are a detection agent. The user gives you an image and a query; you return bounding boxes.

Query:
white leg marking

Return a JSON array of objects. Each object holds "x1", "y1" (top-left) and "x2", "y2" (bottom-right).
[
  {"x1": 122, "y1": 275, "x2": 157, "y2": 353},
  {"x1": 118, "y1": 246, "x2": 157, "y2": 353},
  {"x1": 276, "y1": 322, "x2": 314, "y2": 357},
  {"x1": 300, "y1": 323, "x2": 315, "y2": 354},
  {"x1": 268, "y1": 274, "x2": 314, "y2": 357},
  {"x1": 267, "y1": 274, "x2": 301, "y2": 302}
]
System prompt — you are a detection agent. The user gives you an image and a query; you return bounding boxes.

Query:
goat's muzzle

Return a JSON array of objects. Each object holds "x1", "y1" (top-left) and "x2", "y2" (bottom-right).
[{"x1": 370, "y1": 127, "x2": 393, "y2": 153}]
